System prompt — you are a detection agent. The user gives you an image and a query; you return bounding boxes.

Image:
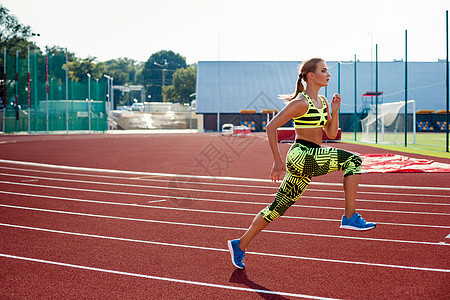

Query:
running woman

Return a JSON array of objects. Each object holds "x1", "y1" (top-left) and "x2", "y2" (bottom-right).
[{"x1": 228, "y1": 58, "x2": 376, "y2": 269}]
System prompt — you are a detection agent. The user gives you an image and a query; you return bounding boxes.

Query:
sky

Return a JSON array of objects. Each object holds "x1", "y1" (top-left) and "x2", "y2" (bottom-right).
[{"x1": 2, "y1": 0, "x2": 450, "y2": 64}]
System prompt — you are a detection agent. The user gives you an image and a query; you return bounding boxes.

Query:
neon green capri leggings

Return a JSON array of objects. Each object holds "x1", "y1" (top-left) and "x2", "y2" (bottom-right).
[{"x1": 260, "y1": 139, "x2": 362, "y2": 223}]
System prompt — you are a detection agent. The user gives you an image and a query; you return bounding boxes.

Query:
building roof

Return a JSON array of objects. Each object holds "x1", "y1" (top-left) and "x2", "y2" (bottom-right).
[{"x1": 196, "y1": 60, "x2": 447, "y2": 114}]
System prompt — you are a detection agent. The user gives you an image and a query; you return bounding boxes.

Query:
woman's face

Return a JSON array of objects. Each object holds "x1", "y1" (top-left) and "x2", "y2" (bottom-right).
[{"x1": 310, "y1": 61, "x2": 330, "y2": 87}]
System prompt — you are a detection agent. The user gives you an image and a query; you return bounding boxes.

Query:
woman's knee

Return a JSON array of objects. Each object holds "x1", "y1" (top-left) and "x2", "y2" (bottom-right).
[{"x1": 343, "y1": 154, "x2": 362, "y2": 177}]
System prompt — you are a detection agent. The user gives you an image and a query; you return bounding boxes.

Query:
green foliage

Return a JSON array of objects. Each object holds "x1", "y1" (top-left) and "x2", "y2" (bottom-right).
[
  {"x1": 45, "y1": 46, "x2": 74, "y2": 81},
  {"x1": 162, "y1": 65, "x2": 197, "y2": 104},
  {"x1": 68, "y1": 55, "x2": 105, "y2": 82},
  {"x1": 0, "y1": 4, "x2": 197, "y2": 110},
  {"x1": 0, "y1": 4, "x2": 32, "y2": 53},
  {"x1": 141, "y1": 50, "x2": 187, "y2": 102},
  {"x1": 1, "y1": 4, "x2": 34, "y2": 107},
  {"x1": 104, "y1": 57, "x2": 140, "y2": 85}
]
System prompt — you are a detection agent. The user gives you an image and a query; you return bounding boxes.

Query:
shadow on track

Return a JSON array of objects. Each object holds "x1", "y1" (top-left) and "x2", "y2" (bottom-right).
[{"x1": 229, "y1": 269, "x2": 290, "y2": 300}]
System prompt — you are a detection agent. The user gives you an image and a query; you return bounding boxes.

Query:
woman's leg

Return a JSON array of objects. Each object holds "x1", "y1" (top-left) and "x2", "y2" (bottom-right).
[
  {"x1": 343, "y1": 174, "x2": 360, "y2": 218},
  {"x1": 238, "y1": 213, "x2": 269, "y2": 250},
  {"x1": 238, "y1": 172, "x2": 311, "y2": 250},
  {"x1": 325, "y1": 148, "x2": 374, "y2": 230},
  {"x1": 237, "y1": 173, "x2": 361, "y2": 250}
]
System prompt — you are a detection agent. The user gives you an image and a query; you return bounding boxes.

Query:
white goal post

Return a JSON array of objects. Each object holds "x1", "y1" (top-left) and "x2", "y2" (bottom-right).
[{"x1": 361, "y1": 100, "x2": 416, "y2": 144}]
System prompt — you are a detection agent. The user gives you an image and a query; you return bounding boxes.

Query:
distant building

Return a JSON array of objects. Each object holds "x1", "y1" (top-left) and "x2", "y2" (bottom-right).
[{"x1": 196, "y1": 61, "x2": 447, "y2": 131}]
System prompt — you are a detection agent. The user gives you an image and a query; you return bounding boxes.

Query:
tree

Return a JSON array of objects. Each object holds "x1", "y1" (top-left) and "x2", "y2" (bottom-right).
[
  {"x1": 141, "y1": 50, "x2": 187, "y2": 102},
  {"x1": 0, "y1": 4, "x2": 32, "y2": 52},
  {"x1": 0, "y1": 4, "x2": 34, "y2": 108},
  {"x1": 46, "y1": 46, "x2": 74, "y2": 81},
  {"x1": 67, "y1": 55, "x2": 105, "y2": 82},
  {"x1": 104, "y1": 57, "x2": 140, "y2": 86},
  {"x1": 103, "y1": 58, "x2": 143, "y2": 106},
  {"x1": 162, "y1": 65, "x2": 196, "y2": 104}
]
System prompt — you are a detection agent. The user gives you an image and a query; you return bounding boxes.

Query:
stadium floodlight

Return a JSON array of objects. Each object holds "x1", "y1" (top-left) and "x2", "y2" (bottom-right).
[
  {"x1": 103, "y1": 74, "x2": 112, "y2": 109},
  {"x1": 87, "y1": 73, "x2": 92, "y2": 132},
  {"x1": 87, "y1": 73, "x2": 91, "y2": 101},
  {"x1": 154, "y1": 61, "x2": 168, "y2": 88}
]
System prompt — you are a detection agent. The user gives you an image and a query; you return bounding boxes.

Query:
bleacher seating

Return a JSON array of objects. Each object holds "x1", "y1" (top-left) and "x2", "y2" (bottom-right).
[
  {"x1": 436, "y1": 121, "x2": 447, "y2": 131},
  {"x1": 240, "y1": 121, "x2": 256, "y2": 131},
  {"x1": 415, "y1": 110, "x2": 449, "y2": 132},
  {"x1": 416, "y1": 121, "x2": 434, "y2": 132}
]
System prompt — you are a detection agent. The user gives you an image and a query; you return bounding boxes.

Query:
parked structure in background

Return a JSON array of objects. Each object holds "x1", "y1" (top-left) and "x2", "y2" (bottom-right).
[{"x1": 196, "y1": 61, "x2": 448, "y2": 137}]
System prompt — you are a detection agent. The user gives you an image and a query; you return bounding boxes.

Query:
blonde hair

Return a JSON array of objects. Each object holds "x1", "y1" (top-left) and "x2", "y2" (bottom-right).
[{"x1": 279, "y1": 58, "x2": 324, "y2": 101}]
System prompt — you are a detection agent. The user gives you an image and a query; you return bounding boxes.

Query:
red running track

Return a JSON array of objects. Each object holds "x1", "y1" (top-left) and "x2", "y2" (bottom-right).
[{"x1": 0, "y1": 132, "x2": 449, "y2": 299}]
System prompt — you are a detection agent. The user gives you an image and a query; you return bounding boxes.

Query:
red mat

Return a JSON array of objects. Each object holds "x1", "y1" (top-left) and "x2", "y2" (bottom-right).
[{"x1": 361, "y1": 153, "x2": 450, "y2": 173}]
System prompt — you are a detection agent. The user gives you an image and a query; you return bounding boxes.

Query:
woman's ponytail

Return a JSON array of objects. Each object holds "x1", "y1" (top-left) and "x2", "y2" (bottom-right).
[
  {"x1": 279, "y1": 58, "x2": 323, "y2": 102},
  {"x1": 279, "y1": 75, "x2": 305, "y2": 101}
]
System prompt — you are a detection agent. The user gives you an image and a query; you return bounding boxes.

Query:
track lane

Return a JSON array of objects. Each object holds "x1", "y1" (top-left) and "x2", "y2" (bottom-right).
[
  {"x1": 0, "y1": 184, "x2": 448, "y2": 241},
  {"x1": 0, "y1": 221, "x2": 448, "y2": 299},
  {"x1": 0, "y1": 201, "x2": 448, "y2": 270},
  {"x1": 1, "y1": 134, "x2": 449, "y2": 299}
]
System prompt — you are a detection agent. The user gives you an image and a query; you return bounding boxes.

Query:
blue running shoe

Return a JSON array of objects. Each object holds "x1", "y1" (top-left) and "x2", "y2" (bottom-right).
[
  {"x1": 340, "y1": 213, "x2": 376, "y2": 231},
  {"x1": 227, "y1": 239, "x2": 245, "y2": 269}
]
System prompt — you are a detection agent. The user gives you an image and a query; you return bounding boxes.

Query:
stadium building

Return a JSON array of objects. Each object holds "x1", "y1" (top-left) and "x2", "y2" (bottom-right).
[{"x1": 195, "y1": 61, "x2": 448, "y2": 132}]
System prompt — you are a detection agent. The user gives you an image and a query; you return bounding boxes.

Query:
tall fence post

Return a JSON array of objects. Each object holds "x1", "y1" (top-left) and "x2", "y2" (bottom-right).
[
  {"x1": 446, "y1": 10, "x2": 449, "y2": 152},
  {"x1": 354, "y1": 55, "x2": 357, "y2": 141},
  {"x1": 3, "y1": 48, "x2": 6, "y2": 132},
  {"x1": 405, "y1": 29, "x2": 408, "y2": 147}
]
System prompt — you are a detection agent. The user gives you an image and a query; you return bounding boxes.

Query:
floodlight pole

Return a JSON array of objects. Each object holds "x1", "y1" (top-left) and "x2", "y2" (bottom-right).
[
  {"x1": 34, "y1": 47, "x2": 38, "y2": 131},
  {"x1": 103, "y1": 74, "x2": 112, "y2": 131},
  {"x1": 111, "y1": 77, "x2": 114, "y2": 110},
  {"x1": 217, "y1": 62, "x2": 221, "y2": 132},
  {"x1": 338, "y1": 62, "x2": 341, "y2": 124},
  {"x1": 66, "y1": 48, "x2": 69, "y2": 134},
  {"x1": 27, "y1": 45, "x2": 31, "y2": 134},
  {"x1": 104, "y1": 74, "x2": 111, "y2": 111},
  {"x1": 338, "y1": 62, "x2": 341, "y2": 94},
  {"x1": 446, "y1": 10, "x2": 449, "y2": 153},
  {"x1": 87, "y1": 73, "x2": 91, "y2": 133},
  {"x1": 15, "y1": 50, "x2": 18, "y2": 132},
  {"x1": 96, "y1": 78, "x2": 99, "y2": 101},
  {"x1": 45, "y1": 54, "x2": 49, "y2": 132},
  {"x1": 154, "y1": 61, "x2": 167, "y2": 101},
  {"x1": 354, "y1": 55, "x2": 357, "y2": 141},
  {"x1": 375, "y1": 44, "x2": 379, "y2": 144},
  {"x1": 32, "y1": 33, "x2": 39, "y2": 132},
  {"x1": 3, "y1": 48, "x2": 6, "y2": 132},
  {"x1": 405, "y1": 30, "x2": 408, "y2": 147}
]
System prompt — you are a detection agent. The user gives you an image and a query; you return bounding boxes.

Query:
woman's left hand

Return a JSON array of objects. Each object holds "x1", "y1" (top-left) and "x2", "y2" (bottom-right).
[{"x1": 330, "y1": 93, "x2": 341, "y2": 112}]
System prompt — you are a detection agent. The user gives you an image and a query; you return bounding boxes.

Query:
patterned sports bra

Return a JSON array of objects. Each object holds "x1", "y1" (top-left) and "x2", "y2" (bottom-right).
[{"x1": 293, "y1": 92, "x2": 328, "y2": 129}]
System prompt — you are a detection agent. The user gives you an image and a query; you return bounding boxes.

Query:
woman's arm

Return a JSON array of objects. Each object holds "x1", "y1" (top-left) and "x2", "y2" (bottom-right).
[
  {"x1": 266, "y1": 99, "x2": 307, "y2": 182},
  {"x1": 323, "y1": 93, "x2": 341, "y2": 139}
]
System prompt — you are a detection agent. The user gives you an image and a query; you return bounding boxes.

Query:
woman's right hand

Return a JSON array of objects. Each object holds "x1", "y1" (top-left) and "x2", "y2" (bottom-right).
[{"x1": 270, "y1": 160, "x2": 286, "y2": 183}]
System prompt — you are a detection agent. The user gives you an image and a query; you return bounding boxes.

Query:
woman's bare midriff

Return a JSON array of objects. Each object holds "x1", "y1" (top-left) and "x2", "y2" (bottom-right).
[{"x1": 295, "y1": 127, "x2": 323, "y2": 146}]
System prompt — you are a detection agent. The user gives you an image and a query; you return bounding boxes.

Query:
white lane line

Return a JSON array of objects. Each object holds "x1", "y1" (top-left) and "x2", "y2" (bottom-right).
[
  {"x1": 147, "y1": 200, "x2": 166, "y2": 204},
  {"x1": 0, "y1": 165, "x2": 279, "y2": 190},
  {"x1": 2, "y1": 165, "x2": 450, "y2": 200},
  {"x1": 2, "y1": 190, "x2": 448, "y2": 230},
  {"x1": 0, "y1": 204, "x2": 448, "y2": 246},
  {"x1": 446, "y1": 234, "x2": 450, "y2": 239},
  {"x1": 2, "y1": 171, "x2": 450, "y2": 207},
  {"x1": 0, "y1": 191, "x2": 450, "y2": 229},
  {"x1": 1, "y1": 159, "x2": 449, "y2": 191},
  {"x1": 1, "y1": 181, "x2": 449, "y2": 216},
  {"x1": 1, "y1": 224, "x2": 449, "y2": 273},
  {"x1": 0, "y1": 173, "x2": 274, "y2": 197},
  {"x1": 0, "y1": 254, "x2": 336, "y2": 299}
]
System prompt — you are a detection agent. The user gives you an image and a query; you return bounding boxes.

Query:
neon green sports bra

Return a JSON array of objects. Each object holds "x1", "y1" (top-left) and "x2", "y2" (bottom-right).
[{"x1": 293, "y1": 92, "x2": 328, "y2": 129}]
